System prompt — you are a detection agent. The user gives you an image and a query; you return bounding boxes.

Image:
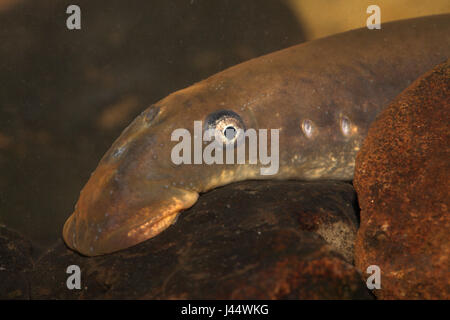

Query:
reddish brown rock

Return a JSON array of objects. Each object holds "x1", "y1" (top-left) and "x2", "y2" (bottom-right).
[
  {"x1": 31, "y1": 181, "x2": 371, "y2": 299},
  {"x1": 0, "y1": 225, "x2": 33, "y2": 299},
  {"x1": 354, "y1": 60, "x2": 449, "y2": 299}
]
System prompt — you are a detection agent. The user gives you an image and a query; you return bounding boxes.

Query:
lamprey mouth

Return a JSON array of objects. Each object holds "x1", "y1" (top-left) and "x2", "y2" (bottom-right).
[
  {"x1": 62, "y1": 160, "x2": 198, "y2": 256},
  {"x1": 63, "y1": 187, "x2": 198, "y2": 256}
]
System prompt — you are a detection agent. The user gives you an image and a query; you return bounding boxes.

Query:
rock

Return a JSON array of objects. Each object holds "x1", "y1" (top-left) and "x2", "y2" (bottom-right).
[
  {"x1": 31, "y1": 181, "x2": 371, "y2": 299},
  {"x1": 0, "y1": 225, "x2": 33, "y2": 299},
  {"x1": 354, "y1": 60, "x2": 449, "y2": 299}
]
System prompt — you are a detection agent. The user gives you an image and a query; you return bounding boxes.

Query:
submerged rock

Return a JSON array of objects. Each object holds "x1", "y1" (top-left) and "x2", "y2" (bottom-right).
[
  {"x1": 354, "y1": 60, "x2": 449, "y2": 299},
  {"x1": 31, "y1": 180, "x2": 371, "y2": 299},
  {"x1": 0, "y1": 225, "x2": 33, "y2": 299}
]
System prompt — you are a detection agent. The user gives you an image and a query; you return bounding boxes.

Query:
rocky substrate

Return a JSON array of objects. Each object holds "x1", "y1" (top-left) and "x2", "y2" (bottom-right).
[
  {"x1": 1, "y1": 180, "x2": 373, "y2": 299},
  {"x1": 354, "y1": 60, "x2": 449, "y2": 299},
  {"x1": 0, "y1": 225, "x2": 33, "y2": 299}
]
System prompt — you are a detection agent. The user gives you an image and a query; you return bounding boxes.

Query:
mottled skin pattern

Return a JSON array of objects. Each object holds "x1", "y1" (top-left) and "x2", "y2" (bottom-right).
[{"x1": 63, "y1": 15, "x2": 450, "y2": 256}]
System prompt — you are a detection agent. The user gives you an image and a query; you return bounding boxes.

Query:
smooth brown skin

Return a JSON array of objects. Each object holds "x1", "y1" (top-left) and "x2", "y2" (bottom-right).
[{"x1": 63, "y1": 15, "x2": 450, "y2": 256}]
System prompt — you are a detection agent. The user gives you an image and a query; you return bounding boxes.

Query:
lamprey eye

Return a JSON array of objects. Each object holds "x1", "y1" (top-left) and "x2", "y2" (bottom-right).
[{"x1": 204, "y1": 110, "x2": 245, "y2": 146}]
